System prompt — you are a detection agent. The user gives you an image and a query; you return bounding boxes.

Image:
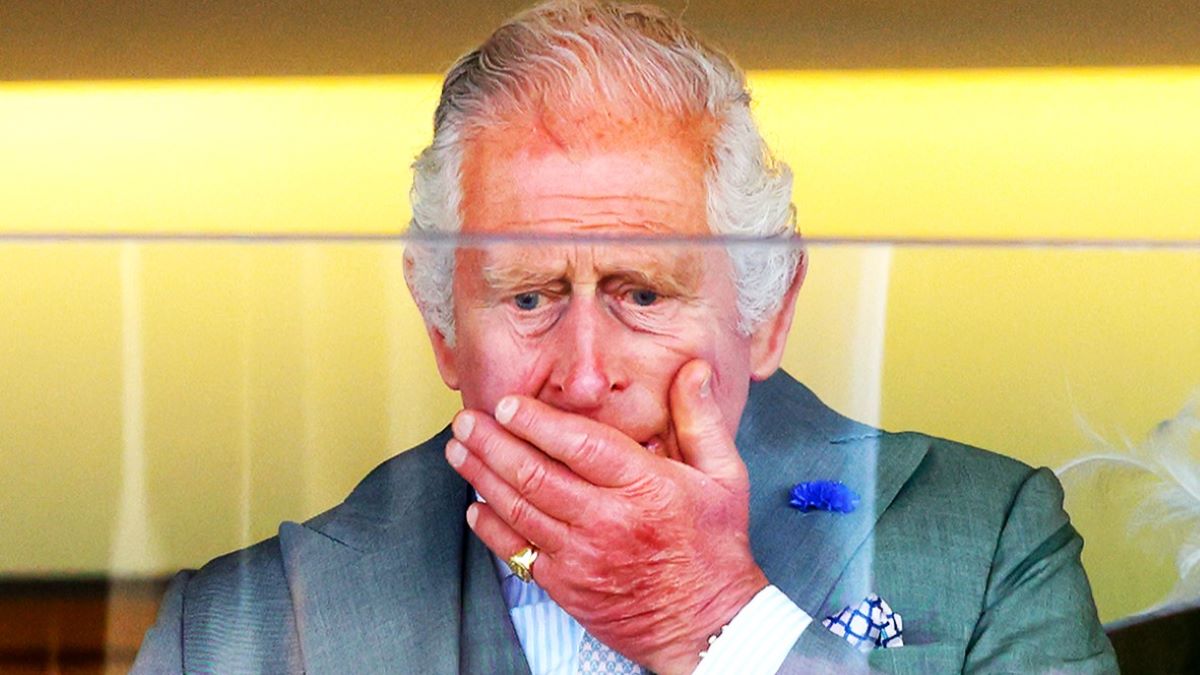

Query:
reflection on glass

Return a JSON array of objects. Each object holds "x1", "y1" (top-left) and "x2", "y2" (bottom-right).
[{"x1": 1, "y1": 234, "x2": 1195, "y2": 671}]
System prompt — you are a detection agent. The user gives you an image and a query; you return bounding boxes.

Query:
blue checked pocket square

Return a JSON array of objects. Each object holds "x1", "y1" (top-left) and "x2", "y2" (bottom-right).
[{"x1": 822, "y1": 594, "x2": 904, "y2": 652}]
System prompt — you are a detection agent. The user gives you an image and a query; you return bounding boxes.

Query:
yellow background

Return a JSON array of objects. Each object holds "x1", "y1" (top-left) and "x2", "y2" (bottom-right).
[{"x1": 1, "y1": 70, "x2": 1197, "y2": 622}]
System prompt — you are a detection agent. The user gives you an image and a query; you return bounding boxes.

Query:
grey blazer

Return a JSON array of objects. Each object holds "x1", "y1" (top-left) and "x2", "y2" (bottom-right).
[{"x1": 134, "y1": 371, "x2": 1116, "y2": 673}]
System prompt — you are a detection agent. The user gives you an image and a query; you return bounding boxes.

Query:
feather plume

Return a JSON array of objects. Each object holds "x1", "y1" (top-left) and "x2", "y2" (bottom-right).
[{"x1": 1056, "y1": 392, "x2": 1200, "y2": 610}]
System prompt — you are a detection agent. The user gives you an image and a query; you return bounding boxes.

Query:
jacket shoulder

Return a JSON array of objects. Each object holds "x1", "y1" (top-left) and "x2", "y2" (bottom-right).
[
  {"x1": 899, "y1": 432, "x2": 1039, "y2": 510},
  {"x1": 139, "y1": 430, "x2": 460, "y2": 671},
  {"x1": 134, "y1": 535, "x2": 302, "y2": 673},
  {"x1": 879, "y1": 431, "x2": 1051, "y2": 577},
  {"x1": 178, "y1": 535, "x2": 304, "y2": 672},
  {"x1": 874, "y1": 432, "x2": 1114, "y2": 669}
]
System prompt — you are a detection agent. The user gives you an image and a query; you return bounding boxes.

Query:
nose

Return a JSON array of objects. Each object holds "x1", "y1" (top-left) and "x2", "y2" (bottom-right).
[{"x1": 543, "y1": 296, "x2": 627, "y2": 412}]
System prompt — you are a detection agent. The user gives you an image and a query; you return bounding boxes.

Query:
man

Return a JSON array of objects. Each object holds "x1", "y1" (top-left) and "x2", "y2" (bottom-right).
[{"x1": 135, "y1": 1, "x2": 1116, "y2": 672}]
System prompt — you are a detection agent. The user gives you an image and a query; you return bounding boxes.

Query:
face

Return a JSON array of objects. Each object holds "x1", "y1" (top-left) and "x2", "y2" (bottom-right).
[{"x1": 425, "y1": 119, "x2": 797, "y2": 459}]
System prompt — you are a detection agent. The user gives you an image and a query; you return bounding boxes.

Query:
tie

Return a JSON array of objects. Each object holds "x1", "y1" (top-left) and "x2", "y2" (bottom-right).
[{"x1": 576, "y1": 632, "x2": 644, "y2": 674}]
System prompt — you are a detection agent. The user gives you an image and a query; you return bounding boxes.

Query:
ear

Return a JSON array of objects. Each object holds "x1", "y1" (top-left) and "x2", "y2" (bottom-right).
[
  {"x1": 427, "y1": 325, "x2": 461, "y2": 391},
  {"x1": 749, "y1": 251, "x2": 807, "y2": 380},
  {"x1": 404, "y1": 252, "x2": 460, "y2": 390}
]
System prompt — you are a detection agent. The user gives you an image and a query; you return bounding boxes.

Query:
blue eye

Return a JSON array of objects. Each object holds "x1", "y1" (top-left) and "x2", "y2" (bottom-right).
[
  {"x1": 513, "y1": 292, "x2": 542, "y2": 311},
  {"x1": 629, "y1": 289, "x2": 659, "y2": 307}
]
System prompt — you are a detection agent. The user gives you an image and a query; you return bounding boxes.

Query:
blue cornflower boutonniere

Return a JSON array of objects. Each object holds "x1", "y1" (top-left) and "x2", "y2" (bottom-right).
[{"x1": 789, "y1": 480, "x2": 860, "y2": 514}]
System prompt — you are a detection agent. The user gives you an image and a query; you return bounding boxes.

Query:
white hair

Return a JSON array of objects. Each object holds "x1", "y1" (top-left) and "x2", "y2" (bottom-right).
[{"x1": 405, "y1": 0, "x2": 801, "y2": 345}]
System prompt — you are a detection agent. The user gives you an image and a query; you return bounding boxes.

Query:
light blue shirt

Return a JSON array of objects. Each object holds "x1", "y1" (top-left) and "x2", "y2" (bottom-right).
[
  {"x1": 492, "y1": 555, "x2": 586, "y2": 674},
  {"x1": 491, "y1": 554, "x2": 811, "y2": 674}
]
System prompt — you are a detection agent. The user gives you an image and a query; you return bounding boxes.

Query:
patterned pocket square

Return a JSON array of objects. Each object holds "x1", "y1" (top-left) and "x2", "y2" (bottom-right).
[{"x1": 822, "y1": 594, "x2": 904, "y2": 652}]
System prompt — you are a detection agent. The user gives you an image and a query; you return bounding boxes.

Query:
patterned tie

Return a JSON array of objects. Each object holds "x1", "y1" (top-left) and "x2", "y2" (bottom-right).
[{"x1": 576, "y1": 632, "x2": 644, "y2": 674}]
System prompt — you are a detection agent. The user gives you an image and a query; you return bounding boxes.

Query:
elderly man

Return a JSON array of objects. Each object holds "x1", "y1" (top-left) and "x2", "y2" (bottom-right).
[{"x1": 135, "y1": 1, "x2": 1115, "y2": 673}]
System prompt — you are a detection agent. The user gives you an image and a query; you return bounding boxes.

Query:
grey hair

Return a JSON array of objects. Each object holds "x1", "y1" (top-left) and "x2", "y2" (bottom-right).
[{"x1": 405, "y1": 0, "x2": 801, "y2": 345}]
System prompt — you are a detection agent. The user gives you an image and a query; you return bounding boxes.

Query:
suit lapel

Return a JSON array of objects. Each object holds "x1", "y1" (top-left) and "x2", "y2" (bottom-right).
[
  {"x1": 740, "y1": 372, "x2": 930, "y2": 617},
  {"x1": 277, "y1": 429, "x2": 525, "y2": 674},
  {"x1": 279, "y1": 518, "x2": 461, "y2": 673}
]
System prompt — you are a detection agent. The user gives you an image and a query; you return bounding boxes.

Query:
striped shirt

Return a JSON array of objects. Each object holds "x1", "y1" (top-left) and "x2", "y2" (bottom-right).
[{"x1": 491, "y1": 554, "x2": 811, "y2": 674}]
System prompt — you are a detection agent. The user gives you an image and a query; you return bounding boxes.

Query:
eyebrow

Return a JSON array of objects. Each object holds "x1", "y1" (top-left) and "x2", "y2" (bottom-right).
[
  {"x1": 480, "y1": 250, "x2": 703, "y2": 297},
  {"x1": 481, "y1": 261, "x2": 569, "y2": 292},
  {"x1": 594, "y1": 259, "x2": 701, "y2": 297}
]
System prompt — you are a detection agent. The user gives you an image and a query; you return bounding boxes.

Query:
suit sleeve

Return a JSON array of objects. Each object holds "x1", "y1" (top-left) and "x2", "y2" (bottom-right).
[
  {"x1": 963, "y1": 467, "x2": 1117, "y2": 673},
  {"x1": 131, "y1": 570, "x2": 193, "y2": 674}
]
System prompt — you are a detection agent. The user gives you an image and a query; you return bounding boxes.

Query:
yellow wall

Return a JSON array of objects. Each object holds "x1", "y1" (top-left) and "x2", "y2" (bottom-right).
[
  {"x1": 1, "y1": 70, "x2": 1197, "y2": 622},
  {"x1": 3, "y1": 69, "x2": 1197, "y2": 240}
]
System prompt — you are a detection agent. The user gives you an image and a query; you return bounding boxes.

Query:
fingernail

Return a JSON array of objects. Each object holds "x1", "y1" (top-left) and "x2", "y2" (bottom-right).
[
  {"x1": 452, "y1": 412, "x2": 474, "y2": 441},
  {"x1": 445, "y1": 439, "x2": 467, "y2": 467},
  {"x1": 495, "y1": 396, "x2": 518, "y2": 425},
  {"x1": 698, "y1": 368, "x2": 712, "y2": 398},
  {"x1": 465, "y1": 503, "x2": 478, "y2": 528}
]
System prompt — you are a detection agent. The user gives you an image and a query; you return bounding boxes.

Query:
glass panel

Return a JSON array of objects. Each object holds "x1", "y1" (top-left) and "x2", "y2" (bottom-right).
[{"x1": 1, "y1": 234, "x2": 1195, "y2": 670}]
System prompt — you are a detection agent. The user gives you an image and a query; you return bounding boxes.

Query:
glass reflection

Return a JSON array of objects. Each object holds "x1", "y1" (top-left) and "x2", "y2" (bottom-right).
[{"x1": 0, "y1": 234, "x2": 1195, "y2": 671}]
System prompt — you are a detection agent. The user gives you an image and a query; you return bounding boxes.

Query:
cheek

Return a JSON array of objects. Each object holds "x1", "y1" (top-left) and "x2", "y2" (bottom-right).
[
  {"x1": 455, "y1": 315, "x2": 555, "y2": 411},
  {"x1": 703, "y1": 331, "x2": 755, "y2": 435},
  {"x1": 630, "y1": 323, "x2": 751, "y2": 401},
  {"x1": 713, "y1": 365, "x2": 752, "y2": 437}
]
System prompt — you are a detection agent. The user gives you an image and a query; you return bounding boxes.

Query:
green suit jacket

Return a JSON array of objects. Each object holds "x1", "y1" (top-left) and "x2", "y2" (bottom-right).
[{"x1": 133, "y1": 370, "x2": 1116, "y2": 673}]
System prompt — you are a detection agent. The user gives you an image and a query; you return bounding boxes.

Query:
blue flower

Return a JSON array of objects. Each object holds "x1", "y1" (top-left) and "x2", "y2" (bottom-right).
[{"x1": 789, "y1": 480, "x2": 860, "y2": 514}]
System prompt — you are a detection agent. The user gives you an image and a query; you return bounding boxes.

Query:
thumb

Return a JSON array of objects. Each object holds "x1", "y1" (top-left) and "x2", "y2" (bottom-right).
[{"x1": 670, "y1": 360, "x2": 746, "y2": 486}]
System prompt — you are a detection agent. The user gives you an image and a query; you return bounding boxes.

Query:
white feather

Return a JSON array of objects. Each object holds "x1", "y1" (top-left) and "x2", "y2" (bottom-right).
[{"x1": 1056, "y1": 391, "x2": 1200, "y2": 609}]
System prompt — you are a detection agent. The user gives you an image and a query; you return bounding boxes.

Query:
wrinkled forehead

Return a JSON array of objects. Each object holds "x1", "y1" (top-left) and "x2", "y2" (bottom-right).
[
  {"x1": 470, "y1": 240, "x2": 712, "y2": 293},
  {"x1": 454, "y1": 106, "x2": 727, "y2": 292},
  {"x1": 463, "y1": 100, "x2": 718, "y2": 163},
  {"x1": 459, "y1": 109, "x2": 715, "y2": 233}
]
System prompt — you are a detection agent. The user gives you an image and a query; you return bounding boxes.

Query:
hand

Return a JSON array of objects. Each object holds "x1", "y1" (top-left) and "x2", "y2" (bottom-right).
[{"x1": 445, "y1": 359, "x2": 768, "y2": 674}]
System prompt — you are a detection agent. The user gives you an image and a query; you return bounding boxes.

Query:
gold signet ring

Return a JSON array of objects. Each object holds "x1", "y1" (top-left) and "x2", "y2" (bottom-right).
[{"x1": 506, "y1": 546, "x2": 539, "y2": 583}]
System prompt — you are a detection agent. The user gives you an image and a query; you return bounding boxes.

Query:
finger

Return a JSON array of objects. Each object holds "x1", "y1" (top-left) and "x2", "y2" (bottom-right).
[
  {"x1": 466, "y1": 502, "x2": 553, "y2": 584},
  {"x1": 669, "y1": 360, "x2": 747, "y2": 486},
  {"x1": 446, "y1": 438, "x2": 569, "y2": 553},
  {"x1": 451, "y1": 410, "x2": 596, "y2": 523},
  {"x1": 493, "y1": 396, "x2": 651, "y2": 488}
]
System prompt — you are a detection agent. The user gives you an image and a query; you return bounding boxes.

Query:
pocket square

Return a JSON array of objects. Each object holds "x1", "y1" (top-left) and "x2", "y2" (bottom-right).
[{"x1": 822, "y1": 594, "x2": 904, "y2": 652}]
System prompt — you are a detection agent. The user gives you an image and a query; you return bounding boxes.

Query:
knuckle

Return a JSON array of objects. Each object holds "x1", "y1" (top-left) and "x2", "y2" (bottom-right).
[
  {"x1": 566, "y1": 430, "x2": 603, "y2": 465},
  {"x1": 515, "y1": 403, "x2": 537, "y2": 430},
  {"x1": 476, "y1": 428, "x2": 505, "y2": 460},
  {"x1": 515, "y1": 459, "x2": 548, "y2": 497},
  {"x1": 524, "y1": 413, "x2": 557, "y2": 449},
  {"x1": 586, "y1": 503, "x2": 629, "y2": 537},
  {"x1": 626, "y1": 474, "x2": 676, "y2": 506},
  {"x1": 506, "y1": 496, "x2": 535, "y2": 529}
]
